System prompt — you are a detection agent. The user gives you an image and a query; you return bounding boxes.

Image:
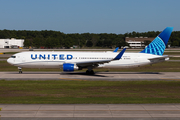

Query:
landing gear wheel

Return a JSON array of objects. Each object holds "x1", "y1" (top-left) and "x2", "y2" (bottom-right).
[
  {"x1": 90, "y1": 70, "x2": 94, "y2": 75},
  {"x1": 86, "y1": 70, "x2": 89, "y2": 74},
  {"x1": 19, "y1": 70, "x2": 22, "y2": 74}
]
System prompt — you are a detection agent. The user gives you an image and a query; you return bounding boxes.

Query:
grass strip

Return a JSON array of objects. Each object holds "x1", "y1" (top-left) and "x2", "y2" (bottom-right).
[
  {"x1": 3, "y1": 52, "x2": 18, "y2": 54},
  {"x1": 0, "y1": 80, "x2": 180, "y2": 104},
  {"x1": 163, "y1": 52, "x2": 180, "y2": 55},
  {"x1": 170, "y1": 57, "x2": 180, "y2": 60},
  {"x1": 0, "y1": 57, "x2": 8, "y2": 59}
]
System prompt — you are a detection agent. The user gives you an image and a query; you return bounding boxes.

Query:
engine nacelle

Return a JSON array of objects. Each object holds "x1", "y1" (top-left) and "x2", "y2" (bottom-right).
[{"x1": 63, "y1": 63, "x2": 78, "y2": 72}]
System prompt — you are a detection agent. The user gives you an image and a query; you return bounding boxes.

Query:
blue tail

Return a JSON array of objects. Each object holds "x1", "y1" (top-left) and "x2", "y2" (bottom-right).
[{"x1": 140, "y1": 27, "x2": 173, "y2": 56}]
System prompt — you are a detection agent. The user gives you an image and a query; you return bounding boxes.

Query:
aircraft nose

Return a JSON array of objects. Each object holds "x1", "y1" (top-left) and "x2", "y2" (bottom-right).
[{"x1": 7, "y1": 58, "x2": 13, "y2": 65}]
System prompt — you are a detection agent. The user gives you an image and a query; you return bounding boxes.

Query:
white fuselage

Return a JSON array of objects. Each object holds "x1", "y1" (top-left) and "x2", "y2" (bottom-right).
[{"x1": 7, "y1": 51, "x2": 167, "y2": 69}]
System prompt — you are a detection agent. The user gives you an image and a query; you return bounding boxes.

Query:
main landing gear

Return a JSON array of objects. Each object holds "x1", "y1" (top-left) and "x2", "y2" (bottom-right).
[
  {"x1": 86, "y1": 70, "x2": 94, "y2": 75},
  {"x1": 18, "y1": 67, "x2": 22, "y2": 74},
  {"x1": 86, "y1": 66, "x2": 95, "y2": 75}
]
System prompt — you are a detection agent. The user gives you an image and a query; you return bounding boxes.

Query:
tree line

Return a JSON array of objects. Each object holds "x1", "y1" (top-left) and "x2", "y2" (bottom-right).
[{"x1": 0, "y1": 29, "x2": 180, "y2": 48}]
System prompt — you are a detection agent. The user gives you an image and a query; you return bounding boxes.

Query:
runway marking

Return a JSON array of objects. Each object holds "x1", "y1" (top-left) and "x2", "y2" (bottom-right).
[{"x1": 59, "y1": 78, "x2": 86, "y2": 81}]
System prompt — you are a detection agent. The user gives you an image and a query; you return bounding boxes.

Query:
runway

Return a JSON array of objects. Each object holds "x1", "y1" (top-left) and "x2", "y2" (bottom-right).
[
  {"x1": 0, "y1": 104, "x2": 180, "y2": 119},
  {"x1": 0, "y1": 72, "x2": 180, "y2": 81}
]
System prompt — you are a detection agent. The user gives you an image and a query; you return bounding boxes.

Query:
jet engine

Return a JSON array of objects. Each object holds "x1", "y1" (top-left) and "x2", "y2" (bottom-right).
[{"x1": 63, "y1": 63, "x2": 78, "y2": 71}]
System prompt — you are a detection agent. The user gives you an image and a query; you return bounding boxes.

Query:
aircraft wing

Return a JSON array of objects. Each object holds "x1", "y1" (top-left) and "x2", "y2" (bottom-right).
[
  {"x1": 76, "y1": 59, "x2": 112, "y2": 67},
  {"x1": 76, "y1": 48, "x2": 126, "y2": 67}
]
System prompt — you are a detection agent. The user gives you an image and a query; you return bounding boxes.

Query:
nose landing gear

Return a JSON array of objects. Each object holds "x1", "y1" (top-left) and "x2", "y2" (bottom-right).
[{"x1": 18, "y1": 67, "x2": 22, "y2": 74}]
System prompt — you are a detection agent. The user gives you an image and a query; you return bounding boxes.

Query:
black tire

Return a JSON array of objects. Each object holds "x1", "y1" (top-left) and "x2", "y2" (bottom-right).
[
  {"x1": 90, "y1": 70, "x2": 94, "y2": 75},
  {"x1": 86, "y1": 70, "x2": 94, "y2": 75},
  {"x1": 86, "y1": 70, "x2": 89, "y2": 74}
]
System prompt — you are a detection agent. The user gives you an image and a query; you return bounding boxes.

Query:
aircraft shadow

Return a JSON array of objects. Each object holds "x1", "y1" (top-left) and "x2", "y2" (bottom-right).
[
  {"x1": 60, "y1": 71, "x2": 161, "y2": 77},
  {"x1": 7, "y1": 71, "x2": 161, "y2": 75},
  {"x1": 7, "y1": 72, "x2": 107, "y2": 77},
  {"x1": 96, "y1": 72, "x2": 161, "y2": 74},
  {"x1": 60, "y1": 72, "x2": 107, "y2": 77}
]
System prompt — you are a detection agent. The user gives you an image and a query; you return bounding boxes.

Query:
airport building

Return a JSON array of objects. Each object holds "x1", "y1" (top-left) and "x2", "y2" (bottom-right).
[
  {"x1": 0, "y1": 38, "x2": 24, "y2": 48},
  {"x1": 125, "y1": 37, "x2": 154, "y2": 48}
]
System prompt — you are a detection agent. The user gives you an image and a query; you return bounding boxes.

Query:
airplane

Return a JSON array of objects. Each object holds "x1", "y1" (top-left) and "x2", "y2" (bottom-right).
[{"x1": 7, "y1": 27, "x2": 173, "y2": 74}]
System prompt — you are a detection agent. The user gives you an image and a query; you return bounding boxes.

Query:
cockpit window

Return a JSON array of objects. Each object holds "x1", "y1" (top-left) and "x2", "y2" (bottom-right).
[{"x1": 11, "y1": 56, "x2": 16, "y2": 58}]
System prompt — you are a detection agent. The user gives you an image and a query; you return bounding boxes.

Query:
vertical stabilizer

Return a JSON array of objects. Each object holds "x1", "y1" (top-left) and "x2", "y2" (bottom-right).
[{"x1": 140, "y1": 27, "x2": 173, "y2": 56}]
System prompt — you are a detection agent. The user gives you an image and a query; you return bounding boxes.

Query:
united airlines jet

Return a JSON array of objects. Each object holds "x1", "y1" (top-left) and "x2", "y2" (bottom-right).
[{"x1": 7, "y1": 27, "x2": 173, "y2": 74}]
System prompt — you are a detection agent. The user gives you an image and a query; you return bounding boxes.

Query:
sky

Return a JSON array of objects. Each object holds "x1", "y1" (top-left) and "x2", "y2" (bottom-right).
[{"x1": 0, "y1": 0, "x2": 180, "y2": 34}]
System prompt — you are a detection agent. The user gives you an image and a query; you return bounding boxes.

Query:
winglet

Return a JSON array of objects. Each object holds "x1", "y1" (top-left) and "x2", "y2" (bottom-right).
[
  {"x1": 113, "y1": 48, "x2": 126, "y2": 60},
  {"x1": 113, "y1": 47, "x2": 119, "y2": 52}
]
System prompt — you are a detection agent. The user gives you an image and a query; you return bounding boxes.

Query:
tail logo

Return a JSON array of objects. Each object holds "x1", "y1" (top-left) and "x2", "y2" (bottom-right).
[
  {"x1": 140, "y1": 27, "x2": 173, "y2": 56},
  {"x1": 140, "y1": 36, "x2": 165, "y2": 55}
]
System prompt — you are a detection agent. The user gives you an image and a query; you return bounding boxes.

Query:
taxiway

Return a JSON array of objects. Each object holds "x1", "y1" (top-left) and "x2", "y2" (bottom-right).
[
  {"x1": 0, "y1": 104, "x2": 180, "y2": 119},
  {"x1": 0, "y1": 72, "x2": 180, "y2": 81}
]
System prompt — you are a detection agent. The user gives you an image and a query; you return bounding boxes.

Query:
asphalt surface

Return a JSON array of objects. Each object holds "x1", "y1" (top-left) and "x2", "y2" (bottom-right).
[
  {"x1": 0, "y1": 71, "x2": 180, "y2": 81},
  {"x1": 0, "y1": 104, "x2": 180, "y2": 119}
]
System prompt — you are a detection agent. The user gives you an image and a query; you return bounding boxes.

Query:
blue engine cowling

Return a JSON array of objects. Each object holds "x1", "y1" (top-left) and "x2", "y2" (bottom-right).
[{"x1": 63, "y1": 63, "x2": 78, "y2": 72}]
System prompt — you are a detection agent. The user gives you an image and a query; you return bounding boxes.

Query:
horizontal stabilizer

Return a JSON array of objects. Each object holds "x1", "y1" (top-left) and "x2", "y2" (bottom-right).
[
  {"x1": 148, "y1": 55, "x2": 169, "y2": 63},
  {"x1": 148, "y1": 55, "x2": 169, "y2": 60}
]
